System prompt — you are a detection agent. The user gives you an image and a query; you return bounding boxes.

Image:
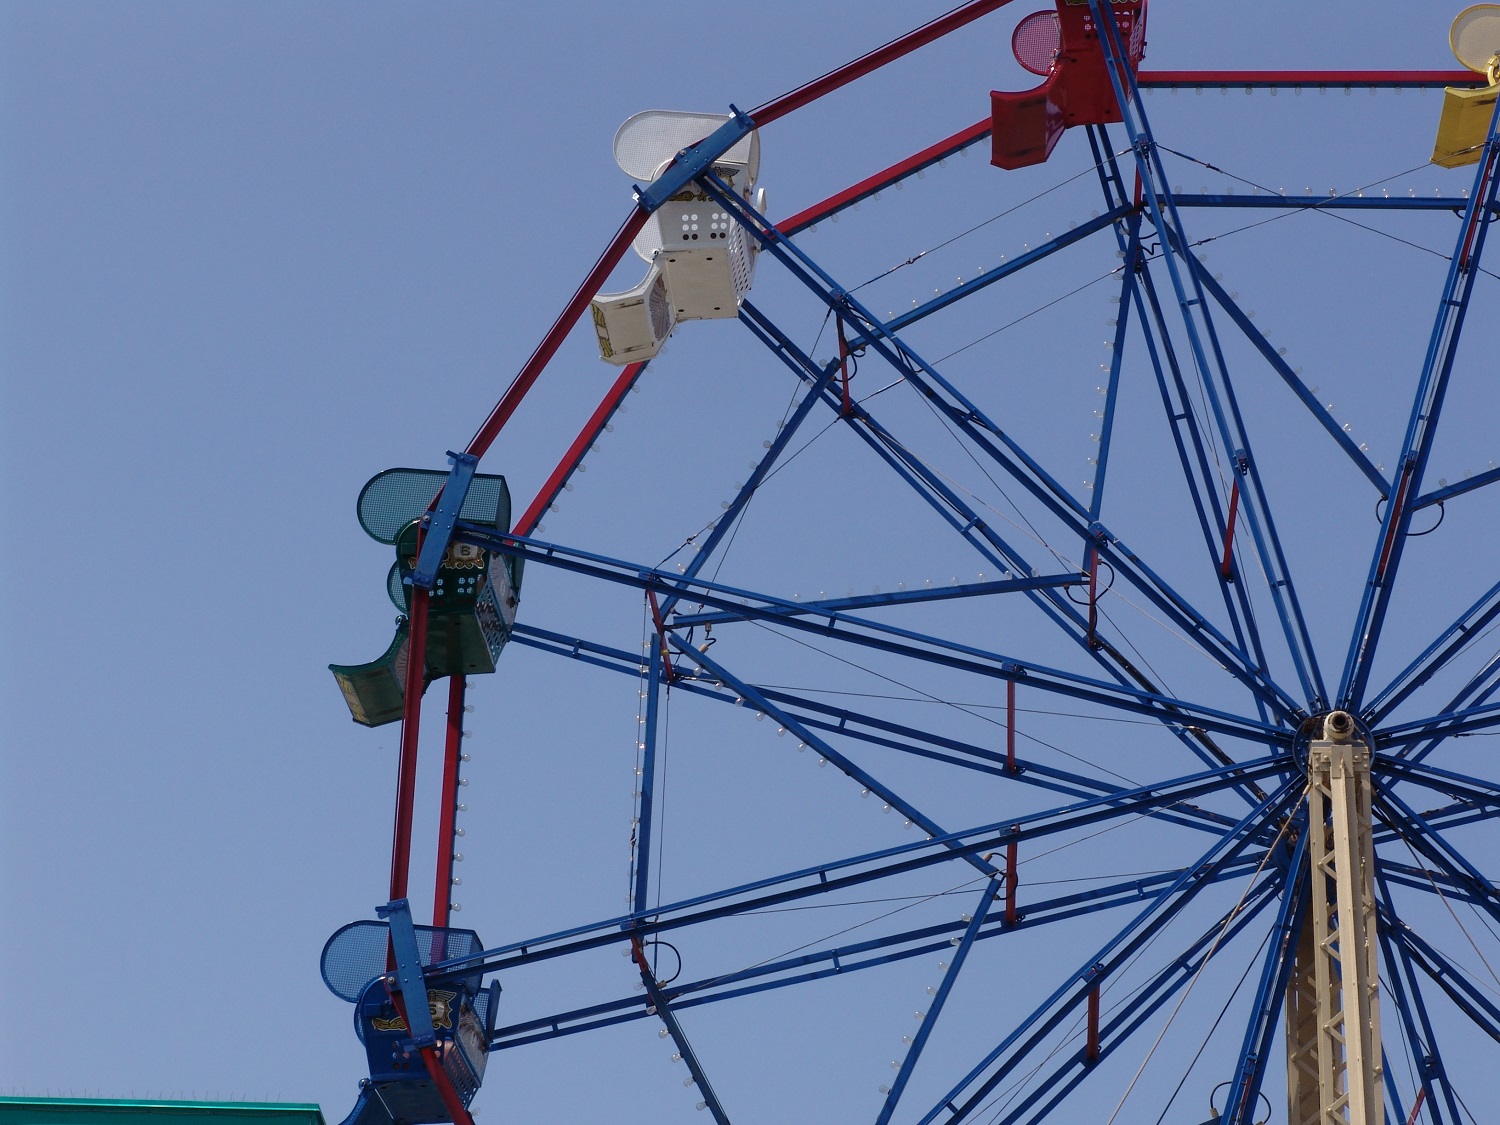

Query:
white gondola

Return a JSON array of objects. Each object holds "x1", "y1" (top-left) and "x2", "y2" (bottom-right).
[{"x1": 591, "y1": 110, "x2": 764, "y2": 364}]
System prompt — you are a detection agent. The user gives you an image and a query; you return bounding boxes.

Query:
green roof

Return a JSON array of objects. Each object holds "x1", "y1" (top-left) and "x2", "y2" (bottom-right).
[{"x1": 0, "y1": 1100, "x2": 325, "y2": 1125}]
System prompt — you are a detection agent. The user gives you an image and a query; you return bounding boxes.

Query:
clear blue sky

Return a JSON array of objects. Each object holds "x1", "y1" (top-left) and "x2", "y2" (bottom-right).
[{"x1": 3, "y1": 2, "x2": 1496, "y2": 1122}]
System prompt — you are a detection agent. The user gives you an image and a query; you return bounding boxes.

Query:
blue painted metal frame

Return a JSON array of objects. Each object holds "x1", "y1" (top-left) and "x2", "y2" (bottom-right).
[
  {"x1": 488, "y1": 855, "x2": 1271, "y2": 1051},
  {"x1": 1376, "y1": 870, "x2": 1464, "y2": 1125},
  {"x1": 1085, "y1": 129, "x2": 1277, "y2": 728},
  {"x1": 634, "y1": 107, "x2": 756, "y2": 214},
  {"x1": 454, "y1": 526, "x2": 1287, "y2": 744},
  {"x1": 702, "y1": 173, "x2": 1303, "y2": 724},
  {"x1": 410, "y1": 451, "x2": 478, "y2": 591},
  {"x1": 426, "y1": 755, "x2": 1287, "y2": 988},
  {"x1": 987, "y1": 876, "x2": 1284, "y2": 1125},
  {"x1": 631, "y1": 936, "x2": 732, "y2": 1125},
  {"x1": 912, "y1": 779, "x2": 1301, "y2": 1125},
  {"x1": 1088, "y1": 0, "x2": 1328, "y2": 710},
  {"x1": 508, "y1": 622, "x2": 1257, "y2": 837},
  {"x1": 1220, "y1": 829, "x2": 1308, "y2": 1125},
  {"x1": 875, "y1": 878, "x2": 999, "y2": 1125},
  {"x1": 1338, "y1": 93, "x2": 1500, "y2": 710},
  {"x1": 631, "y1": 647, "x2": 664, "y2": 915},
  {"x1": 734, "y1": 293, "x2": 1286, "y2": 790}
]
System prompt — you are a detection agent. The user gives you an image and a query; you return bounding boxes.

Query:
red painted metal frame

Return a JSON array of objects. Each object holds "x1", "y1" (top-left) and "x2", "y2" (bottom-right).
[
  {"x1": 750, "y1": 0, "x2": 1015, "y2": 128},
  {"x1": 432, "y1": 674, "x2": 466, "y2": 929},
  {"x1": 391, "y1": 584, "x2": 429, "y2": 903},
  {"x1": 1136, "y1": 70, "x2": 1482, "y2": 88},
  {"x1": 1004, "y1": 840, "x2": 1019, "y2": 927},
  {"x1": 1219, "y1": 480, "x2": 1240, "y2": 582},
  {"x1": 779, "y1": 116, "x2": 993, "y2": 235},
  {"x1": 388, "y1": 988, "x2": 477, "y2": 1125},
  {"x1": 1085, "y1": 985, "x2": 1101, "y2": 1063},
  {"x1": 464, "y1": 209, "x2": 649, "y2": 462},
  {"x1": 514, "y1": 361, "x2": 646, "y2": 536}
]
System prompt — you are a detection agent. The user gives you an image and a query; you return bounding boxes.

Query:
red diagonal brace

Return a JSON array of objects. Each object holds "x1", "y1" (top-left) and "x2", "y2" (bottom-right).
[
  {"x1": 1004, "y1": 839, "x2": 1019, "y2": 927},
  {"x1": 1219, "y1": 480, "x2": 1241, "y2": 581},
  {"x1": 837, "y1": 316, "x2": 854, "y2": 417},
  {"x1": 389, "y1": 988, "x2": 476, "y2": 1125},
  {"x1": 1085, "y1": 984, "x2": 1101, "y2": 1064},
  {"x1": 646, "y1": 590, "x2": 678, "y2": 682}
]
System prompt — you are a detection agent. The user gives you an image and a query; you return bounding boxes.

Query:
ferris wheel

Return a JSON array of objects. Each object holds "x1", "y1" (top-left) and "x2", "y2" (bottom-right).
[{"x1": 318, "y1": 2, "x2": 1500, "y2": 1123}]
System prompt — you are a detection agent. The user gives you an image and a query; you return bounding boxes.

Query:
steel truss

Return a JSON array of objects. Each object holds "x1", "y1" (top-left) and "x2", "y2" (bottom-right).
[{"x1": 351, "y1": 3, "x2": 1500, "y2": 1122}]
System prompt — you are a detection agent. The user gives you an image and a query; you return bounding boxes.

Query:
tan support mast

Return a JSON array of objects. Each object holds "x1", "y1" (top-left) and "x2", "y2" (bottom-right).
[{"x1": 1285, "y1": 711, "x2": 1383, "y2": 1125}]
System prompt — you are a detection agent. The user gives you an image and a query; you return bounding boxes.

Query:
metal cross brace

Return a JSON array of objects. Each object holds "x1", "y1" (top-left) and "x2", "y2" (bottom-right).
[
  {"x1": 376, "y1": 898, "x2": 437, "y2": 1050},
  {"x1": 410, "y1": 451, "x2": 479, "y2": 591}
]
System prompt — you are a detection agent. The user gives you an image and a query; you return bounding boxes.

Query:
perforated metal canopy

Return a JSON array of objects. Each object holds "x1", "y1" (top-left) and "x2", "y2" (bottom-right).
[
  {"x1": 356, "y1": 468, "x2": 511, "y2": 544},
  {"x1": 1452, "y1": 4, "x2": 1500, "y2": 73},
  {"x1": 320, "y1": 918, "x2": 485, "y2": 1003},
  {"x1": 1012, "y1": 10, "x2": 1061, "y2": 76}
]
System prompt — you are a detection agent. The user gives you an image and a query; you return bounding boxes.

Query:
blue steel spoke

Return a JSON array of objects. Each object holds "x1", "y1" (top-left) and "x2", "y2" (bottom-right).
[
  {"x1": 630, "y1": 935, "x2": 732, "y2": 1125},
  {"x1": 509, "y1": 623, "x2": 1263, "y2": 838},
  {"x1": 1374, "y1": 756, "x2": 1500, "y2": 811},
  {"x1": 1379, "y1": 694, "x2": 1500, "y2": 750},
  {"x1": 656, "y1": 357, "x2": 837, "y2": 619},
  {"x1": 1129, "y1": 255, "x2": 1279, "y2": 725},
  {"x1": 1403, "y1": 660, "x2": 1500, "y2": 766},
  {"x1": 1086, "y1": 129, "x2": 1277, "y2": 726},
  {"x1": 1088, "y1": 0, "x2": 1329, "y2": 709},
  {"x1": 1379, "y1": 858, "x2": 1497, "y2": 911},
  {"x1": 1373, "y1": 798, "x2": 1500, "y2": 847},
  {"x1": 1221, "y1": 830, "x2": 1309, "y2": 1125},
  {"x1": 1338, "y1": 97, "x2": 1500, "y2": 709},
  {"x1": 704, "y1": 175, "x2": 1302, "y2": 724},
  {"x1": 463, "y1": 529, "x2": 1286, "y2": 744},
  {"x1": 1374, "y1": 790, "x2": 1500, "y2": 932},
  {"x1": 737, "y1": 297, "x2": 1286, "y2": 786},
  {"x1": 913, "y1": 779, "x2": 1301, "y2": 1125},
  {"x1": 1381, "y1": 900, "x2": 1500, "y2": 1045},
  {"x1": 1366, "y1": 576, "x2": 1500, "y2": 725},
  {"x1": 875, "y1": 878, "x2": 1000, "y2": 1125},
  {"x1": 991, "y1": 876, "x2": 1282, "y2": 1125},
  {"x1": 490, "y1": 857, "x2": 1272, "y2": 1052},
  {"x1": 671, "y1": 573, "x2": 1083, "y2": 629},
  {"x1": 885, "y1": 207, "x2": 1133, "y2": 333},
  {"x1": 632, "y1": 647, "x2": 665, "y2": 915},
  {"x1": 1084, "y1": 218, "x2": 1136, "y2": 528},
  {"x1": 438, "y1": 757, "x2": 1289, "y2": 986},
  {"x1": 666, "y1": 631, "x2": 1000, "y2": 878},
  {"x1": 1375, "y1": 869, "x2": 1463, "y2": 1125},
  {"x1": 1413, "y1": 464, "x2": 1500, "y2": 510}
]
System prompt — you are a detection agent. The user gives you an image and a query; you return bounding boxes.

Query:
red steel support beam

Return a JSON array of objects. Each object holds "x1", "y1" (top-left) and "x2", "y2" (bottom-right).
[
  {"x1": 515, "y1": 361, "x2": 647, "y2": 536},
  {"x1": 751, "y1": 0, "x2": 1013, "y2": 127},
  {"x1": 779, "y1": 116, "x2": 992, "y2": 235},
  {"x1": 390, "y1": 585, "x2": 430, "y2": 904},
  {"x1": 432, "y1": 674, "x2": 466, "y2": 930},
  {"x1": 1219, "y1": 480, "x2": 1240, "y2": 581},
  {"x1": 388, "y1": 989, "x2": 476, "y2": 1125},
  {"x1": 1004, "y1": 839, "x2": 1019, "y2": 927},
  {"x1": 464, "y1": 208, "x2": 650, "y2": 461},
  {"x1": 1085, "y1": 984, "x2": 1101, "y2": 1063}
]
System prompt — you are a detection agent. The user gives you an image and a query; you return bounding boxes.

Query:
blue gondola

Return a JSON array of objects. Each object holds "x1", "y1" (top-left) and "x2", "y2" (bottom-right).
[{"x1": 322, "y1": 916, "x2": 499, "y2": 1125}]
